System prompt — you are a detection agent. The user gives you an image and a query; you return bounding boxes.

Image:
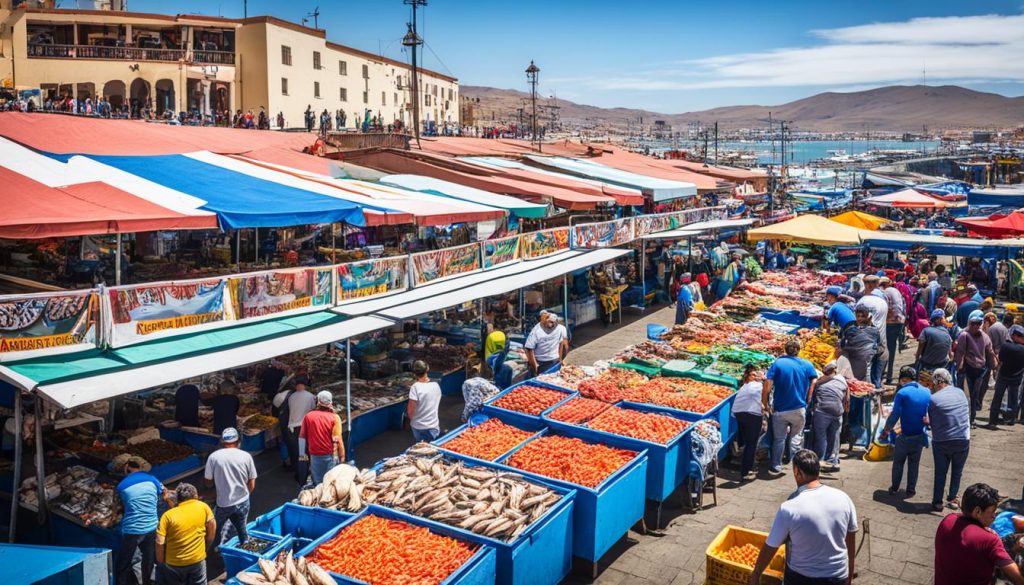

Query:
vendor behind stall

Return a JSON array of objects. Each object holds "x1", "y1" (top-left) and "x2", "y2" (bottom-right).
[
  {"x1": 210, "y1": 380, "x2": 240, "y2": 436},
  {"x1": 117, "y1": 457, "x2": 169, "y2": 585},
  {"x1": 524, "y1": 311, "x2": 569, "y2": 376},
  {"x1": 174, "y1": 383, "x2": 200, "y2": 428},
  {"x1": 260, "y1": 359, "x2": 289, "y2": 397}
]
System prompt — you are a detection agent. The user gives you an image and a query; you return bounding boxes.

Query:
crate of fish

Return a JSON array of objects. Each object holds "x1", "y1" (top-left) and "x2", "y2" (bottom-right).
[
  {"x1": 542, "y1": 401, "x2": 697, "y2": 504},
  {"x1": 434, "y1": 415, "x2": 542, "y2": 462},
  {"x1": 494, "y1": 430, "x2": 648, "y2": 562},
  {"x1": 248, "y1": 503, "x2": 352, "y2": 542},
  {"x1": 481, "y1": 381, "x2": 575, "y2": 430},
  {"x1": 619, "y1": 377, "x2": 738, "y2": 444},
  {"x1": 218, "y1": 530, "x2": 290, "y2": 579}
]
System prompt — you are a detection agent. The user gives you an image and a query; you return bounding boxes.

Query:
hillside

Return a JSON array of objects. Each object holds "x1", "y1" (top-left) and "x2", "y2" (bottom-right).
[{"x1": 460, "y1": 85, "x2": 1024, "y2": 132}]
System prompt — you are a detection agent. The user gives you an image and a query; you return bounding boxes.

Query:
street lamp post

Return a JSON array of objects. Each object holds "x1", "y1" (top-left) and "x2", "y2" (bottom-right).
[
  {"x1": 526, "y1": 60, "x2": 540, "y2": 152},
  {"x1": 403, "y1": 0, "x2": 427, "y2": 148}
]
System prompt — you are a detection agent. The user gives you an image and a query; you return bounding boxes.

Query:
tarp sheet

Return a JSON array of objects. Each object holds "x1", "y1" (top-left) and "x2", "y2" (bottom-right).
[
  {"x1": 829, "y1": 211, "x2": 893, "y2": 231},
  {"x1": 863, "y1": 188, "x2": 959, "y2": 209},
  {"x1": 968, "y1": 186, "x2": 1024, "y2": 208},
  {"x1": 748, "y1": 214, "x2": 871, "y2": 246},
  {"x1": 460, "y1": 157, "x2": 646, "y2": 206},
  {"x1": 861, "y1": 232, "x2": 1024, "y2": 259},
  {"x1": 525, "y1": 155, "x2": 697, "y2": 202},
  {"x1": 957, "y1": 212, "x2": 1024, "y2": 238},
  {"x1": 380, "y1": 174, "x2": 548, "y2": 218}
]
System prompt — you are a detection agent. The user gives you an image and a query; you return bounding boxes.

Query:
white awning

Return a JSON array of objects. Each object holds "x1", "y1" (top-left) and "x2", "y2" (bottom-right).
[{"x1": 641, "y1": 218, "x2": 755, "y2": 239}]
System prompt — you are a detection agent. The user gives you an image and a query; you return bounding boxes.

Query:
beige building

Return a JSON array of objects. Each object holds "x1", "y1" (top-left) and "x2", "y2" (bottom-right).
[{"x1": 0, "y1": 1, "x2": 458, "y2": 128}]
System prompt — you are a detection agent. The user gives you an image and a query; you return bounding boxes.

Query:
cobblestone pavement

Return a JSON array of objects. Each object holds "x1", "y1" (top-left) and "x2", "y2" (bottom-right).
[{"x1": 565, "y1": 304, "x2": 1024, "y2": 585}]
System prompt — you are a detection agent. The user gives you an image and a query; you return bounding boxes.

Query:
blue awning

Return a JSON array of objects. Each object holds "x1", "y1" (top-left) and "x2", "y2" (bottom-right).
[{"x1": 81, "y1": 154, "x2": 367, "y2": 229}]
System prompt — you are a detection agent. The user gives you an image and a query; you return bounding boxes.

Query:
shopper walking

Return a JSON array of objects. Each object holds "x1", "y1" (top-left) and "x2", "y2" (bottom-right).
[
  {"x1": 809, "y1": 361, "x2": 848, "y2": 472},
  {"x1": 299, "y1": 391, "x2": 344, "y2": 484},
  {"x1": 762, "y1": 340, "x2": 818, "y2": 475},
  {"x1": 272, "y1": 376, "x2": 316, "y2": 483},
  {"x1": 204, "y1": 428, "x2": 257, "y2": 549},
  {"x1": 155, "y1": 483, "x2": 214, "y2": 585},
  {"x1": 934, "y1": 483, "x2": 1024, "y2": 585},
  {"x1": 855, "y1": 274, "x2": 889, "y2": 387},
  {"x1": 407, "y1": 360, "x2": 442, "y2": 442},
  {"x1": 747, "y1": 450, "x2": 858, "y2": 585},
  {"x1": 954, "y1": 310, "x2": 996, "y2": 427},
  {"x1": 117, "y1": 457, "x2": 168, "y2": 585},
  {"x1": 981, "y1": 311, "x2": 1011, "y2": 409},
  {"x1": 733, "y1": 365, "x2": 765, "y2": 480},
  {"x1": 524, "y1": 310, "x2": 569, "y2": 376},
  {"x1": 879, "y1": 276, "x2": 905, "y2": 384},
  {"x1": 927, "y1": 368, "x2": 971, "y2": 512},
  {"x1": 988, "y1": 324, "x2": 1024, "y2": 428},
  {"x1": 916, "y1": 309, "x2": 954, "y2": 373},
  {"x1": 840, "y1": 306, "x2": 882, "y2": 382},
  {"x1": 882, "y1": 366, "x2": 931, "y2": 498}
]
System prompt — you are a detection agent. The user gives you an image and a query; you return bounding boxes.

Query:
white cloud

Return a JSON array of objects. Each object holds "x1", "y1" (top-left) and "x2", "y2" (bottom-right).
[{"x1": 557, "y1": 12, "x2": 1024, "y2": 92}]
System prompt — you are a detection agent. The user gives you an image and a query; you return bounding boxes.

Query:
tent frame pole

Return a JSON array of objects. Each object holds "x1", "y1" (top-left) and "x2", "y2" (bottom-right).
[
  {"x1": 254, "y1": 228, "x2": 259, "y2": 265},
  {"x1": 34, "y1": 396, "x2": 46, "y2": 525},
  {"x1": 115, "y1": 233, "x2": 122, "y2": 286},
  {"x1": 640, "y1": 243, "x2": 646, "y2": 310},
  {"x1": 236, "y1": 230, "x2": 241, "y2": 273},
  {"x1": 563, "y1": 275, "x2": 569, "y2": 327},
  {"x1": 332, "y1": 224, "x2": 337, "y2": 265},
  {"x1": 8, "y1": 389, "x2": 22, "y2": 542},
  {"x1": 345, "y1": 338, "x2": 352, "y2": 461}
]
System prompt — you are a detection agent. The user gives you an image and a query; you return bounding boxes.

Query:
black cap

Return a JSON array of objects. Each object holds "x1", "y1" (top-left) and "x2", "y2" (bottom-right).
[{"x1": 293, "y1": 375, "x2": 310, "y2": 387}]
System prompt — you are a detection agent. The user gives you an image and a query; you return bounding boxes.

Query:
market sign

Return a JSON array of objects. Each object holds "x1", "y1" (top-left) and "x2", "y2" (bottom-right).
[
  {"x1": 521, "y1": 227, "x2": 570, "y2": 259},
  {"x1": 0, "y1": 289, "x2": 98, "y2": 361},
  {"x1": 481, "y1": 235, "x2": 521, "y2": 269},
  {"x1": 229, "y1": 266, "x2": 334, "y2": 322},
  {"x1": 107, "y1": 278, "x2": 230, "y2": 347},
  {"x1": 572, "y1": 218, "x2": 636, "y2": 249},
  {"x1": 337, "y1": 257, "x2": 409, "y2": 301},
  {"x1": 411, "y1": 242, "x2": 481, "y2": 286}
]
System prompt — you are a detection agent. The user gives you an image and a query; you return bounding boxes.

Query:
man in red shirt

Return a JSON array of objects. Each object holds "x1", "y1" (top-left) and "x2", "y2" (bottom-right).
[
  {"x1": 298, "y1": 391, "x2": 344, "y2": 485},
  {"x1": 935, "y1": 483, "x2": 1024, "y2": 585}
]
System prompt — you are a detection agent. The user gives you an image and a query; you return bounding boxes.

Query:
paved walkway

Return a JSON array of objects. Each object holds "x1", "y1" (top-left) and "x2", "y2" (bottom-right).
[{"x1": 566, "y1": 303, "x2": 1024, "y2": 585}]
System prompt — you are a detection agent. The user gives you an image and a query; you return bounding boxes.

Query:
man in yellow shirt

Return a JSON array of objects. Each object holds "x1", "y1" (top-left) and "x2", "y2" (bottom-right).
[{"x1": 155, "y1": 483, "x2": 215, "y2": 585}]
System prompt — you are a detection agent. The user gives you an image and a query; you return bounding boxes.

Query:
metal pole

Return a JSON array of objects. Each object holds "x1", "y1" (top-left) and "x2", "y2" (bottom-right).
[
  {"x1": 562, "y1": 274, "x2": 569, "y2": 326},
  {"x1": 34, "y1": 396, "x2": 46, "y2": 525},
  {"x1": 115, "y1": 233, "x2": 122, "y2": 286},
  {"x1": 235, "y1": 230, "x2": 241, "y2": 273},
  {"x1": 640, "y1": 243, "x2": 646, "y2": 309},
  {"x1": 8, "y1": 389, "x2": 22, "y2": 542},
  {"x1": 345, "y1": 338, "x2": 352, "y2": 458},
  {"x1": 254, "y1": 228, "x2": 259, "y2": 264},
  {"x1": 331, "y1": 224, "x2": 337, "y2": 264}
]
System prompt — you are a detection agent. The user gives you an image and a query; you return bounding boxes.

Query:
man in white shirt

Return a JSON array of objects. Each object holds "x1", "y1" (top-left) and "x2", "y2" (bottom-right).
[
  {"x1": 407, "y1": 360, "x2": 442, "y2": 442},
  {"x1": 272, "y1": 376, "x2": 316, "y2": 484},
  {"x1": 748, "y1": 449, "x2": 858, "y2": 585},
  {"x1": 524, "y1": 310, "x2": 569, "y2": 376},
  {"x1": 204, "y1": 427, "x2": 257, "y2": 550},
  {"x1": 856, "y1": 274, "x2": 889, "y2": 388}
]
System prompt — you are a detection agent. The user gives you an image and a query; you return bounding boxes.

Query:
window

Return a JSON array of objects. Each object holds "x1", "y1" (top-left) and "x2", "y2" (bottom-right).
[
  {"x1": 339, "y1": 60, "x2": 347, "y2": 75},
  {"x1": 313, "y1": 51, "x2": 321, "y2": 70},
  {"x1": 281, "y1": 77, "x2": 289, "y2": 95},
  {"x1": 281, "y1": 45, "x2": 292, "y2": 66},
  {"x1": 381, "y1": 91, "x2": 386, "y2": 106},
  {"x1": 314, "y1": 81, "x2": 320, "y2": 98},
  {"x1": 449, "y1": 88, "x2": 453, "y2": 100},
  {"x1": 394, "y1": 93, "x2": 398, "y2": 106},
  {"x1": 362, "y1": 91, "x2": 368, "y2": 104},
  {"x1": 340, "y1": 87, "x2": 348, "y2": 102},
  {"x1": 424, "y1": 94, "x2": 430, "y2": 106},
  {"x1": 361, "y1": 64, "x2": 369, "y2": 79},
  {"x1": 396, "y1": 75, "x2": 403, "y2": 88}
]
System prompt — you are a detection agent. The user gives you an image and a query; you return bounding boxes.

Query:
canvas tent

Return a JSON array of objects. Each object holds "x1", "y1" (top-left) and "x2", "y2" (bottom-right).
[{"x1": 747, "y1": 214, "x2": 870, "y2": 246}]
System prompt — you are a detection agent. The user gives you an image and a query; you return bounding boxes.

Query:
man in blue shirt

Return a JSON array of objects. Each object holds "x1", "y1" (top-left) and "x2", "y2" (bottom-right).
[
  {"x1": 117, "y1": 457, "x2": 168, "y2": 585},
  {"x1": 823, "y1": 286, "x2": 856, "y2": 333},
  {"x1": 883, "y1": 366, "x2": 932, "y2": 498},
  {"x1": 762, "y1": 340, "x2": 819, "y2": 475},
  {"x1": 675, "y1": 274, "x2": 694, "y2": 325}
]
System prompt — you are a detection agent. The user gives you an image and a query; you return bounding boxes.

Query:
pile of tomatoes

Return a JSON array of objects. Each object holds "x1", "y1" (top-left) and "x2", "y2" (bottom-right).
[
  {"x1": 719, "y1": 542, "x2": 761, "y2": 567},
  {"x1": 506, "y1": 435, "x2": 636, "y2": 488},
  {"x1": 440, "y1": 418, "x2": 534, "y2": 461},
  {"x1": 546, "y1": 397, "x2": 611, "y2": 424},
  {"x1": 491, "y1": 385, "x2": 567, "y2": 415},
  {"x1": 586, "y1": 406, "x2": 689, "y2": 444}
]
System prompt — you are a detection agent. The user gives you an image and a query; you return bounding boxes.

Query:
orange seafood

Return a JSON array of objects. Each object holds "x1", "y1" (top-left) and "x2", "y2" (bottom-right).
[
  {"x1": 546, "y1": 397, "x2": 611, "y2": 424},
  {"x1": 719, "y1": 542, "x2": 761, "y2": 567},
  {"x1": 505, "y1": 435, "x2": 636, "y2": 488},
  {"x1": 491, "y1": 385, "x2": 566, "y2": 415},
  {"x1": 586, "y1": 406, "x2": 689, "y2": 444},
  {"x1": 310, "y1": 514, "x2": 476, "y2": 585},
  {"x1": 440, "y1": 418, "x2": 534, "y2": 461}
]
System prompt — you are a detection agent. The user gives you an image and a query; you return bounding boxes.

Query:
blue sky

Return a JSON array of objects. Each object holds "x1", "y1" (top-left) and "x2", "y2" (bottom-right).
[{"x1": 128, "y1": 0, "x2": 1024, "y2": 112}]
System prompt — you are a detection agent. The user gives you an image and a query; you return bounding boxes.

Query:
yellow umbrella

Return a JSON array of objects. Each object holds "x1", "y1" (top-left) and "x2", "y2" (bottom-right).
[{"x1": 830, "y1": 210, "x2": 893, "y2": 231}]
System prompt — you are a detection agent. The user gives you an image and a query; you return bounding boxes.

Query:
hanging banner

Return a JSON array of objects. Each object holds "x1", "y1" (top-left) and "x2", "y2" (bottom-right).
[
  {"x1": 0, "y1": 290, "x2": 98, "y2": 360},
  {"x1": 521, "y1": 227, "x2": 570, "y2": 259},
  {"x1": 481, "y1": 235, "x2": 521, "y2": 269},
  {"x1": 634, "y1": 215, "x2": 657, "y2": 237},
  {"x1": 411, "y1": 242, "x2": 481, "y2": 286},
  {"x1": 229, "y1": 266, "x2": 334, "y2": 321},
  {"x1": 337, "y1": 257, "x2": 409, "y2": 301},
  {"x1": 108, "y1": 278, "x2": 230, "y2": 347},
  {"x1": 572, "y1": 218, "x2": 635, "y2": 249}
]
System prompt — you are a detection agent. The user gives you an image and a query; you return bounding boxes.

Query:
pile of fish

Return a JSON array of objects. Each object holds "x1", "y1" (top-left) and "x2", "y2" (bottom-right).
[
  {"x1": 297, "y1": 442, "x2": 562, "y2": 542},
  {"x1": 234, "y1": 550, "x2": 334, "y2": 585}
]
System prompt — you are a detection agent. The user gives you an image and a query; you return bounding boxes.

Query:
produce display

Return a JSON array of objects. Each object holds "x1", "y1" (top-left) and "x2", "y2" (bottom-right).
[
  {"x1": 536, "y1": 364, "x2": 594, "y2": 390},
  {"x1": 717, "y1": 542, "x2": 761, "y2": 567},
  {"x1": 546, "y1": 397, "x2": 611, "y2": 424},
  {"x1": 243, "y1": 414, "x2": 278, "y2": 433},
  {"x1": 297, "y1": 445, "x2": 564, "y2": 542},
  {"x1": 408, "y1": 342, "x2": 476, "y2": 373},
  {"x1": 237, "y1": 536, "x2": 275, "y2": 554},
  {"x1": 490, "y1": 384, "x2": 567, "y2": 415},
  {"x1": 586, "y1": 406, "x2": 690, "y2": 444},
  {"x1": 20, "y1": 466, "x2": 122, "y2": 528},
  {"x1": 848, "y1": 378, "x2": 876, "y2": 397},
  {"x1": 234, "y1": 549, "x2": 338, "y2": 585},
  {"x1": 440, "y1": 418, "x2": 535, "y2": 461},
  {"x1": 505, "y1": 435, "x2": 637, "y2": 488},
  {"x1": 622, "y1": 378, "x2": 734, "y2": 414},
  {"x1": 309, "y1": 515, "x2": 477, "y2": 585},
  {"x1": 52, "y1": 431, "x2": 194, "y2": 467},
  {"x1": 578, "y1": 368, "x2": 648, "y2": 403},
  {"x1": 126, "y1": 439, "x2": 194, "y2": 465},
  {"x1": 800, "y1": 330, "x2": 837, "y2": 369}
]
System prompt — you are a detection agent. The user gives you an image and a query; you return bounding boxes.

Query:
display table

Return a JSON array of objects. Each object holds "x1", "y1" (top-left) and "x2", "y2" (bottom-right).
[
  {"x1": 348, "y1": 400, "x2": 407, "y2": 448},
  {"x1": 848, "y1": 393, "x2": 878, "y2": 450},
  {"x1": 0, "y1": 543, "x2": 110, "y2": 585},
  {"x1": 436, "y1": 368, "x2": 467, "y2": 396}
]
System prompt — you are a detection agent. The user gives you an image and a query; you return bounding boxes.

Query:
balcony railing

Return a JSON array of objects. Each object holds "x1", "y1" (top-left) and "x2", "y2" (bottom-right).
[
  {"x1": 192, "y1": 50, "x2": 235, "y2": 65},
  {"x1": 27, "y1": 43, "x2": 235, "y2": 65}
]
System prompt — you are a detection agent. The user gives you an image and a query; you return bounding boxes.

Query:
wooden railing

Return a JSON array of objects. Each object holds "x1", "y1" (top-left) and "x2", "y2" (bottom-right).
[{"x1": 27, "y1": 43, "x2": 235, "y2": 65}]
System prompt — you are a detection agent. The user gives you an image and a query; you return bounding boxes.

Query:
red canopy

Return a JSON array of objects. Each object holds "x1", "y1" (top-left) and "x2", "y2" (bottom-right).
[
  {"x1": 0, "y1": 167, "x2": 217, "y2": 239},
  {"x1": 956, "y1": 212, "x2": 1024, "y2": 238}
]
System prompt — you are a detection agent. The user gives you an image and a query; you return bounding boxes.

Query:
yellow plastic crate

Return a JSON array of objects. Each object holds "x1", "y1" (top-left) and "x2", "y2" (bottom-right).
[{"x1": 705, "y1": 525, "x2": 785, "y2": 585}]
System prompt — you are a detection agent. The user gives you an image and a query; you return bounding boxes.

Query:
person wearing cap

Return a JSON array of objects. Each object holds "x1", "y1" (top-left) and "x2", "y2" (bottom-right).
[
  {"x1": 674, "y1": 273, "x2": 694, "y2": 325},
  {"x1": 808, "y1": 361, "x2": 849, "y2": 471},
  {"x1": 988, "y1": 324, "x2": 1024, "y2": 428},
  {"x1": 407, "y1": 360, "x2": 442, "y2": 442},
  {"x1": 272, "y1": 375, "x2": 316, "y2": 483},
  {"x1": 203, "y1": 427, "x2": 257, "y2": 549},
  {"x1": 883, "y1": 366, "x2": 931, "y2": 498},
  {"x1": 299, "y1": 391, "x2": 344, "y2": 484},
  {"x1": 823, "y1": 286, "x2": 855, "y2": 333},
  {"x1": 117, "y1": 457, "x2": 170, "y2": 585},
  {"x1": 954, "y1": 287, "x2": 982, "y2": 328},
  {"x1": 879, "y1": 276, "x2": 905, "y2": 385},
  {"x1": 917, "y1": 309, "x2": 955, "y2": 374},
  {"x1": 840, "y1": 306, "x2": 882, "y2": 383},
  {"x1": 955, "y1": 309, "x2": 997, "y2": 427},
  {"x1": 934, "y1": 483, "x2": 1024, "y2": 585},
  {"x1": 524, "y1": 310, "x2": 569, "y2": 376},
  {"x1": 856, "y1": 274, "x2": 889, "y2": 387}
]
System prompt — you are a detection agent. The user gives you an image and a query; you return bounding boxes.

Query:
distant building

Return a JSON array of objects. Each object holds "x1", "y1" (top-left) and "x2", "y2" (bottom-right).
[{"x1": 972, "y1": 131, "x2": 994, "y2": 144}]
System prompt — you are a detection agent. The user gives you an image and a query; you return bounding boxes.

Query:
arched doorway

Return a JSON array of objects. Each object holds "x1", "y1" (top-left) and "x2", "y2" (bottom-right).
[
  {"x1": 102, "y1": 80, "x2": 126, "y2": 114},
  {"x1": 212, "y1": 82, "x2": 229, "y2": 114},
  {"x1": 155, "y1": 79, "x2": 175, "y2": 116},
  {"x1": 129, "y1": 78, "x2": 151, "y2": 118}
]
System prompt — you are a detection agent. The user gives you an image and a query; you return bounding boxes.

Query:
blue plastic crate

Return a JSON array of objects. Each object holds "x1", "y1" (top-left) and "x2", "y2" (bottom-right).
[
  {"x1": 495, "y1": 429, "x2": 649, "y2": 562},
  {"x1": 542, "y1": 403, "x2": 698, "y2": 502},
  {"x1": 294, "y1": 505, "x2": 497, "y2": 585},
  {"x1": 756, "y1": 308, "x2": 819, "y2": 330},
  {"x1": 248, "y1": 503, "x2": 352, "y2": 541},
  {"x1": 480, "y1": 380, "x2": 575, "y2": 430},
  {"x1": 349, "y1": 401, "x2": 407, "y2": 447},
  {"x1": 433, "y1": 414, "x2": 545, "y2": 460},
  {"x1": 624, "y1": 396, "x2": 738, "y2": 459},
  {"x1": 219, "y1": 530, "x2": 287, "y2": 579},
  {"x1": 158, "y1": 425, "x2": 185, "y2": 444}
]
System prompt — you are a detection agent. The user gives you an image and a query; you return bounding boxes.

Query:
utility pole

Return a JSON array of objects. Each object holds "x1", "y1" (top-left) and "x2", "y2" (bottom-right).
[
  {"x1": 713, "y1": 121, "x2": 718, "y2": 165},
  {"x1": 243, "y1": 0, "x2": 247, "y2": 18},
  {"x1": 403, "y1": 0, "x2": 427, "y2": 148},
  {"x1": 526, "y1": 60, "x2": 540, "y2": 152}
]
